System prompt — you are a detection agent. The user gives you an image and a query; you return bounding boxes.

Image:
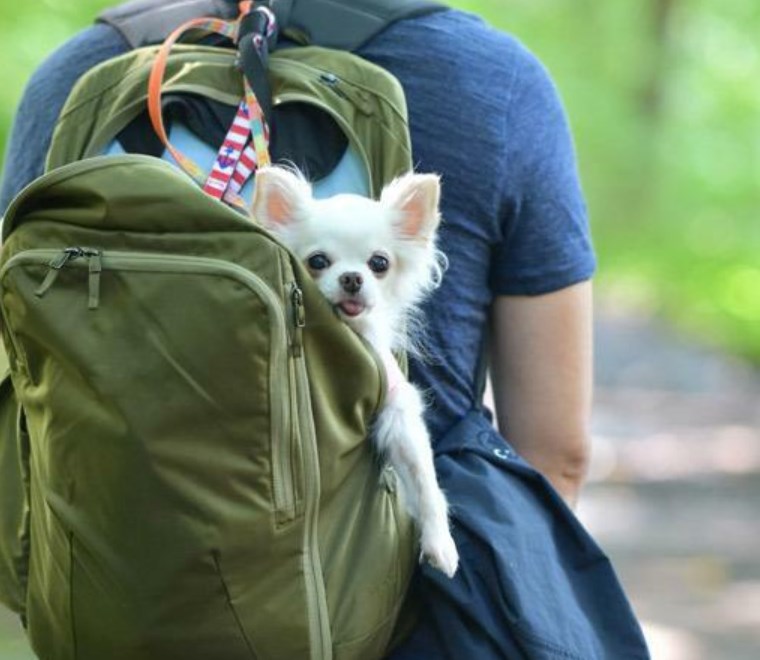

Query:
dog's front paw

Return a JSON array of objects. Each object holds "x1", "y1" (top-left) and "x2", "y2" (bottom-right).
[{"x1": 420, "y1": 528, "x2": 459, "y2": 578}]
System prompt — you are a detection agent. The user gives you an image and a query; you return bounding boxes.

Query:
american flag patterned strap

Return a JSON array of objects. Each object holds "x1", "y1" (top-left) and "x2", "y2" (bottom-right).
[{"x1": 146, "y1": 1, "x2": 272, "y2": 212}]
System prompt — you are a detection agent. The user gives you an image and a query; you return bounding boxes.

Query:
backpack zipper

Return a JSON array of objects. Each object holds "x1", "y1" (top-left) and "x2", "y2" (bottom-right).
[
  {"x1": 290, "y1": 284, "x2": 306, "y2": 357},
  {"x1": 317, "y1": 73, "x2": 374, "y2": 115},
  {"x1": 34, "y1": 247, "x2": 101, "y2": 301},
  {"x1": 290, "y1": 315, "x2": 330, "y2": 660},
  {"x1": 280, "y1": 264, "x2": 329, "y2": 658}
]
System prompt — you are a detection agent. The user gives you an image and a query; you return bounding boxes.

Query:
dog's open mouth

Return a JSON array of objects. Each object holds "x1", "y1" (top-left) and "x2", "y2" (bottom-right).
[{"x1": 337, "y1": 299, "x2": 366, "y2": 318}]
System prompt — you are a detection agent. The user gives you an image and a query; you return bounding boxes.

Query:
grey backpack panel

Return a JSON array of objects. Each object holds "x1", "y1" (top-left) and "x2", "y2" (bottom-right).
[{"x1": 98, "y1": 0, "x2": 447, "y2": 51}]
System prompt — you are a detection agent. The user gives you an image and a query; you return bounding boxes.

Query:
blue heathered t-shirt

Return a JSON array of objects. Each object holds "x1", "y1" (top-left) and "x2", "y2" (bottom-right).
[
  {"x1": 358, "y1": 11, "x2": 595, "y2": 439},
  {"x1": 0, "y1": 9, "x2": 595, "y2": 442}
]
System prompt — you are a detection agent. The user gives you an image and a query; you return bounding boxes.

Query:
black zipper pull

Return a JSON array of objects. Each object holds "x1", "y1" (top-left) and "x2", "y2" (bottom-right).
[
  {"x1": 34, "y1": 247, "x2": 85, "y2": 298},
  {"x1": 318, "y1": 73, "x2": 373, "y2": 115},
  {"x1": 291, "y1": 285, "x2": 305, "y2": 356},
  {"x1": 319, "y1": 73, "x2": 347, "y2": 99}
]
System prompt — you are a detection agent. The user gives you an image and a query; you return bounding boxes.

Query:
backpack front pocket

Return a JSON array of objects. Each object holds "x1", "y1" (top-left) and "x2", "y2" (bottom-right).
[
  {"x1": 1, "y1": 248, "x2": 304, "y2": 519},
  {"x1": 0, "y1": 247, "x2": 324, "y2": 658}
]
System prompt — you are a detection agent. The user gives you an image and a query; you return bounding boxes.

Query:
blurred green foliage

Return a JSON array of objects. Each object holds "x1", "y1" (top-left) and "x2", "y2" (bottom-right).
[{"x1": 1, "y1": 0, "x2": 758, "y2": 359}]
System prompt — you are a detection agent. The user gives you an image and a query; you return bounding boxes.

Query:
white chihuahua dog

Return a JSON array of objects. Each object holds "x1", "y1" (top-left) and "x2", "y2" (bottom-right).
[{"x1": 252, "y1": 166, "x2": 458, "y2": 577}]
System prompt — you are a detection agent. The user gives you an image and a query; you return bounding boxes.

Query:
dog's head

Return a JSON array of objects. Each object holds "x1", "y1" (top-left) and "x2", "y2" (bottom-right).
[{"x1": 252, "y1": 166, "x2": 444, "y2": 341}]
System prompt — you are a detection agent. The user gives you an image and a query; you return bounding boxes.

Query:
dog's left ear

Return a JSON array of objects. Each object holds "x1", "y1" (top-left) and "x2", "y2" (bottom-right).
[
  {"x1": 381, "y1": 173, "x2": 441, "y2": 241},
  {"x1": 251, "y1": 166, "x2": 311, "y2": 229}
]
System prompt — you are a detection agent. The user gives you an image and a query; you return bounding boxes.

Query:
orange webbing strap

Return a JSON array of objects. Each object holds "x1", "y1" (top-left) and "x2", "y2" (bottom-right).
[{"x1": 146, "y1": 2, "x2": 270, "y2": 210}]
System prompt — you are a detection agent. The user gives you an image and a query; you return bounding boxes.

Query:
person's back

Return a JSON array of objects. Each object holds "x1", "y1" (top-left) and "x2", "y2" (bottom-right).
[{"x1": 359, "y1": 10, "x2": 594, "y2": 439}]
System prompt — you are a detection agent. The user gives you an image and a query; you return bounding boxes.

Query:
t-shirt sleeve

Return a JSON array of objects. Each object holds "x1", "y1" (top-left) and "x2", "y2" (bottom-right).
[{"x1": 490, "y1": 46, "x2": 596, "y2": 296}]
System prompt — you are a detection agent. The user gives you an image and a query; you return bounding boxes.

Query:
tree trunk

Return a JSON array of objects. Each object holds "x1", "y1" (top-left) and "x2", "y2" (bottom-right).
[{"x1": 640, "y1": 0, "x2": 678, "y2": 119}]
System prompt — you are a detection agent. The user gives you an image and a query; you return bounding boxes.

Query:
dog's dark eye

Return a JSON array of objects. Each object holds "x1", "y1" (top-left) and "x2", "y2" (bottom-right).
[
  {"x1": 368, "y1": 253, "x2": 390, "y2": 275},
  {"x1": 307, "y1": 252, "x2": 331, "y2": 271}
]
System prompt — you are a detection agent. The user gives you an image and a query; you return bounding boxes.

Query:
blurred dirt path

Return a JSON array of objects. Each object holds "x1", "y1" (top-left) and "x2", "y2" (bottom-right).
[{"x1": 580, "y1": 310, "x2": 760, "y2": 660}]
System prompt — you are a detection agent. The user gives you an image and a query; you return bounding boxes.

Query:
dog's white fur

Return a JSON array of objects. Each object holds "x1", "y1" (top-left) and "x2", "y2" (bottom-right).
[{"x1": 252, "y1": 166, "x2": 458, "y2": 577}]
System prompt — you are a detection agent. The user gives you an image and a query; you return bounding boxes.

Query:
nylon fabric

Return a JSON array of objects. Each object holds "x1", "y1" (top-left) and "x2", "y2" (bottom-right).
[
  {"x1": 0, "y1": 36, "x2": 416, "y2": 656},
  {"x1": 0, "y1": 357, "x2": 26, "y2": 618},
  {"x1": 45, "y1": 45, "x2": 412, "y2": 200}
]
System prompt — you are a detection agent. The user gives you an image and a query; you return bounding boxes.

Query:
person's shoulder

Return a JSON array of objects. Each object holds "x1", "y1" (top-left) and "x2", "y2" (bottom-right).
[
  {"x1": 376, "y1": 8, "x2": 554, "y2": 91},
  {"x1": 412, "y1": 8, "x2": 517, "y2": 45},
  {"x1": 23, "y1": 24, "x2": 128, "y2": 96}
]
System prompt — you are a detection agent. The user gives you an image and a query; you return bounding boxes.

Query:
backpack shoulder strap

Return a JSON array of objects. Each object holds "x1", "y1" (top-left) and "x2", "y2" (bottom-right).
[
  {"x1": 97, "y1": 0, "x2": 447, "y2": 50},
  {"x1": 286, "y1": 0, "x2": 446, "y2": 49},
  {"x1": 97, "y1": 0, "x2": 239, "y2": 49}
]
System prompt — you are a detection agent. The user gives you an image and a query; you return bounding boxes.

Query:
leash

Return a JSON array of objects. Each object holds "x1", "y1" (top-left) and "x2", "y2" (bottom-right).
[{"x1": 147, "y1": 1, "x2": 274, "y2": 212}]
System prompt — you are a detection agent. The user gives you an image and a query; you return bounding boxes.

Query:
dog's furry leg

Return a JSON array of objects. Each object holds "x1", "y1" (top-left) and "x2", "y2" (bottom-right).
[{"x1": 374, "y1": 381, "x2": 458, "y2": 577}]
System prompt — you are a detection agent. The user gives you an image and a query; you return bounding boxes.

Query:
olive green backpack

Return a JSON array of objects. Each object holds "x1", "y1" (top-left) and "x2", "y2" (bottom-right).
[{"x1": 0, "y1": 1, "x2": 445, "y2": 658}]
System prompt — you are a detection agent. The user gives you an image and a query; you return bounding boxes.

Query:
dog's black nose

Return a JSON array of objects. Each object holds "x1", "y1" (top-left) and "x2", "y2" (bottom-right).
[{"x1": 340, "y1": 272, "x2": 363, "y2": 294}]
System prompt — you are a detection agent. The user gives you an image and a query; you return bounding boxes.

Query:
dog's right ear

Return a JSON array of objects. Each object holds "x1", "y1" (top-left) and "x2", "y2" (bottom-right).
[
  {"x1": 380, "y1": 173, "x2": 441, "y2": 243},
  {"x1": 251, "y1": 166, "x2": 311, "y2": 229}
]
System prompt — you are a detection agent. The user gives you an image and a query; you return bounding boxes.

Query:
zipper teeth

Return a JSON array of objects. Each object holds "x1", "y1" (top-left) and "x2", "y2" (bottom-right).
[
  {"x1": 277, "y1": 256, "x2": 329, "y2": 656},
  {"x1": 268, "y1": 57, "x2": 351, "y2": 86},
  {"x1": 270, "y1": 56, "x2": 382, "y2": 102},
  {"x1": 294, "y1": 346, "x2": 331, "y2": 659},
  {"x1": 0, "y1": 248, "x2": 296, "y2": 518}
]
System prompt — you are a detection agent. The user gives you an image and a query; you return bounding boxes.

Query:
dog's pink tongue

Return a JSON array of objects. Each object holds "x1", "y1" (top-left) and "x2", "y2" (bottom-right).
[{"x1": 339, "y1": 300, "x2": 364, "y2": 317}]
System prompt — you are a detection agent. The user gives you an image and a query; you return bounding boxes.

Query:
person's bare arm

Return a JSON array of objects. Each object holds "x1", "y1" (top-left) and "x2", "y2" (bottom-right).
[{"x1": 489, "y1": 281, "x2": 593, "y2": 508}]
